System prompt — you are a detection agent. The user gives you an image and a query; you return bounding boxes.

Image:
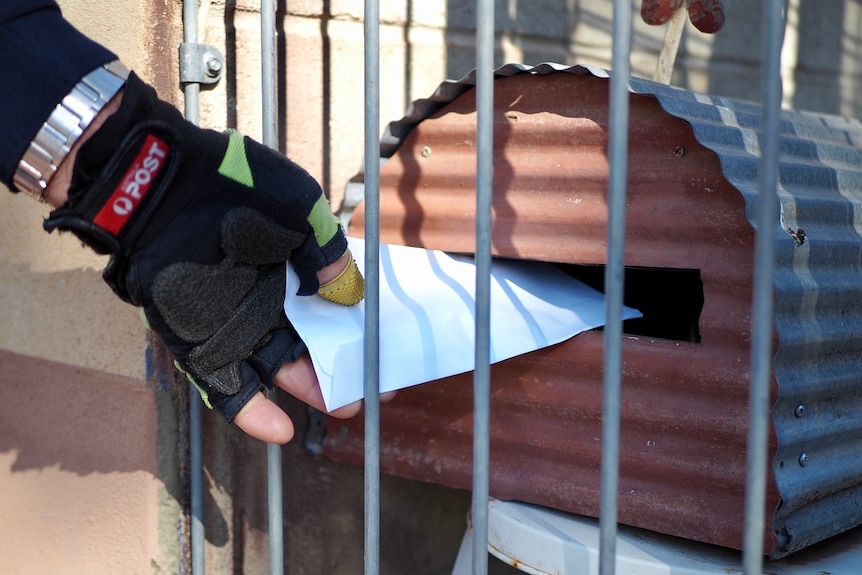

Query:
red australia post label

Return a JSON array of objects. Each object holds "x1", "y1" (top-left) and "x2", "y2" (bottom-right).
[{"x1": 93, "y1": 134, "x2": 170, "y2": 235}]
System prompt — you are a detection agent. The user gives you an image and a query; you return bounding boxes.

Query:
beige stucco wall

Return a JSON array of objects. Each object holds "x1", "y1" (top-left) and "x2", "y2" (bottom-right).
[{"x1": 0, "y1": 349, "x2": 182, "y2": 574}]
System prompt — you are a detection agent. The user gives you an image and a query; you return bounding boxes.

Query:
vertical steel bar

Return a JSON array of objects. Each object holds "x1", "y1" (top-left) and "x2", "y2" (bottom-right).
[
  {"x1": 599, "y1": 2, "x2": 632, "y2": 575},
  {"x1": 182, "y1": 3, "x2": 200, "y2": 127},
  {"x1": 188, "y1": 390, "x2": 205, "y2": 575},
  {"x1": 260, "y1": 2, "x2": 285, "y2": 575},
  {"x1": 181, "y1": 1, "x2": 204, "y2": 574},
  {"x1": 363, "y1": 1, "x2": 382, "y2": 574},
  {"x1": 471, "y1": 0, "x2": 494, "y2": 573},
  {"x1": 188, "y1": 386, "x2": 205, "y2": 575},
  {"x1": 743, "y1": 1, "x2": 783, "y2": 573},
  {"x1": 261, "y1": 0, "x2": 278, "y2": 148}
]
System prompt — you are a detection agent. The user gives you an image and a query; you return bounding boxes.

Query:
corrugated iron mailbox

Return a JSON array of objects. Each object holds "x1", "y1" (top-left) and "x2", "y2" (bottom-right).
[{"x1": 326, "y1": 64, "x2": 862, "y2": 559}]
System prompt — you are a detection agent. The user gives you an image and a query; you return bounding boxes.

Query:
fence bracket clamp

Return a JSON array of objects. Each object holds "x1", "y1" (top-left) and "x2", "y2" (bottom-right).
[{"x1": 179, "y1": 43, "x2": 224, "y2": 85}]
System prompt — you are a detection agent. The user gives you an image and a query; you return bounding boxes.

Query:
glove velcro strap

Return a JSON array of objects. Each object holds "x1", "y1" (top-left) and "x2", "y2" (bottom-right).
[
  {"x1": 45, "y1": 74, "x2": 185, "y2": 251},
  {"x1": 45, "y1": 123, "x2": 179, "y2": 248},
  {"x1": 43, "y1": 123, "x2": 182, "y2": 302}
]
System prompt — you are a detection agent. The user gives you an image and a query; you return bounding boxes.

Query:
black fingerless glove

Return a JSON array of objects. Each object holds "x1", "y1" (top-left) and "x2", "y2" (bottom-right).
[{"x1": 45, "y1": 72, "x2": 354, "y2": 421}]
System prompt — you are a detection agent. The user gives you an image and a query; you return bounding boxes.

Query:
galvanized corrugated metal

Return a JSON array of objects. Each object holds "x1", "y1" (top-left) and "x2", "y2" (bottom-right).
[
  {"x1": 626, "y1": 67, "x2": 862, "y2": 559},
  {"x1": 329, "y1": 64, "x2": 862, "y2": 559}
]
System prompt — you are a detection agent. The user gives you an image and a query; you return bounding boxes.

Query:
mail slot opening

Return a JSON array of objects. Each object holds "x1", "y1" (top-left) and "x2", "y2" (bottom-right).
[{"x1": 558, "y1": 264, "x2": 704, "y2": 343}]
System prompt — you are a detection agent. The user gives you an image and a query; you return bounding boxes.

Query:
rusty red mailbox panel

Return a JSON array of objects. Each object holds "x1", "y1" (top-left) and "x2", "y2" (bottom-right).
[{"x1": 326, "y1": 65, "x2": 862, "y2": 559}]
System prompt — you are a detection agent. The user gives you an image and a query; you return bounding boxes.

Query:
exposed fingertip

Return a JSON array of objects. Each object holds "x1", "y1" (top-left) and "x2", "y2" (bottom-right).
[
  {"x1": 328, "y1": 400, "x2": 363, "y2": 419},
  {"x1": 233, "y1": 392, "x2": 296, "y2": 444},
  {"x1": 274, "y1": 355, "x2": 328, "y2": 412}
]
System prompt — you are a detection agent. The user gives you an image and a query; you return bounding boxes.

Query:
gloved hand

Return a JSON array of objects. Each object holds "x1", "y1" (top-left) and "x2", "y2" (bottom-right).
[
  {"x1": 640, "y1": 0, "x2": 725, "y2": 34},
  {"x1": 44, "y1": 72, "x2": 364, "y2": 423}
]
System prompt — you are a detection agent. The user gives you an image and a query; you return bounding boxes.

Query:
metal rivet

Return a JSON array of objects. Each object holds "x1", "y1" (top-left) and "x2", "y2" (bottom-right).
[
  {"x1": 206, "y1": 57, "x2": 222, "y2": 77},
  {"x1": 673, "y1": 145, "x2": 686, "y2": 158},
  {"x1": 799, "y1": 453, "x2": 808, "y2": 467},
  {"x1": 794, "y1": 404, "x2": 805, "y2": 418},
  {"x1": 421, "y1": 146, "x2": 432, "y2": 158}
]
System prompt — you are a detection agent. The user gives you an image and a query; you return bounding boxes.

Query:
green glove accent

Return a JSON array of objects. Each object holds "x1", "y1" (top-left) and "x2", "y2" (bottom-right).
[
  {"x1": 175, "y1": 360, "x2": 214, "y2": 409},
  {"x1": 218, "y1": 130, "x2": 255, "y2": 187},
  {"x1": 307, "y1": 194, "x2": 340, "y2": 248}
]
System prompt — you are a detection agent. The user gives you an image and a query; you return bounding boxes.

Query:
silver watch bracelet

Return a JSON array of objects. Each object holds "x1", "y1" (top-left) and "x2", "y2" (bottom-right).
[{"x1": 13, "y1": 60, "x2": 130, "y2": 202}]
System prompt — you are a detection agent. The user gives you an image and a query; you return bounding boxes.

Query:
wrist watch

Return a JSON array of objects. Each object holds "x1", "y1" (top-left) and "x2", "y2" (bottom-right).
[{"x1": 14, "y1": 60, "x2": 130, "y2": 202}]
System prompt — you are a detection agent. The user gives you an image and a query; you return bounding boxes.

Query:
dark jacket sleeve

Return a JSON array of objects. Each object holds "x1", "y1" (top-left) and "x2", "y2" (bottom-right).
[{"x1": 0, "y1": 0, "x2": 117, "y2": 191}]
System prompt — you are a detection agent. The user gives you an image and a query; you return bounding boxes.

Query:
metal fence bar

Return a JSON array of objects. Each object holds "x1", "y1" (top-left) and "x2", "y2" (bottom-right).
[
  {"x1": 181, "y1": 1, "x2": 205, "y2": 573},
  {"x1": 260, "y1": 2, "x2": 285, "y2": 575},
  {"x1": 471, "y1": 0, "x2": 495, "y2": 573},
  {"x1": 599, "y1": 2, "x2": 632, "y2": 575},
  {"x1": 261, "y1": 0, "x2": 278, "y2": 148},
  {"x1": 743, "y1": 1, "x2": 784, "y2": 573},
  {"x1": 363, "y1": 1, "x2": 382, "y2": 574},
  {"x1": 188, "y1": 389, "x2": 205, "y2": 575}
]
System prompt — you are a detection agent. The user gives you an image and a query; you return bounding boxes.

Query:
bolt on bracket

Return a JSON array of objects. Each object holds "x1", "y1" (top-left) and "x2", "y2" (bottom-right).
[{"x1": 179, "y1": 43, "x2": 224, "y2": 85}]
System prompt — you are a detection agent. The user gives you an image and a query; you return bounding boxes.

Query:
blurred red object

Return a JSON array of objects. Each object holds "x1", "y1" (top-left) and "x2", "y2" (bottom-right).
[{"x1": 641, "y1": 0, "x2": 684, "y2": 25}]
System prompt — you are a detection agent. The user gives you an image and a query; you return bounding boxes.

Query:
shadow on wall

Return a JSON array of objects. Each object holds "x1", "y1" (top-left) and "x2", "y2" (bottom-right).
[
  {"x1": 790, "y1": 0, "x2": 845, "y2": 115},
  {"x1": 701, "y1": 0, "x2": 854, "y2": 117},
  {"x1": 438, "y1": 0, "x2": 861, "y2": 118},
  {"x1": 439, "y1": 0, "x2": 725, "y2": 97},
  {"x1": 444, "y1": 0, "x2": 579, "y2": 81},
  {"x1": 441, "y1": 1, "x2": 666, "y2": 87}
]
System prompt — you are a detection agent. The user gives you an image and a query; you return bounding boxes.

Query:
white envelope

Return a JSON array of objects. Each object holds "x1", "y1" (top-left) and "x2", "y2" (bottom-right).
[{"x1": 285, "y1": 238, "x2": 641, "y2": 411}]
